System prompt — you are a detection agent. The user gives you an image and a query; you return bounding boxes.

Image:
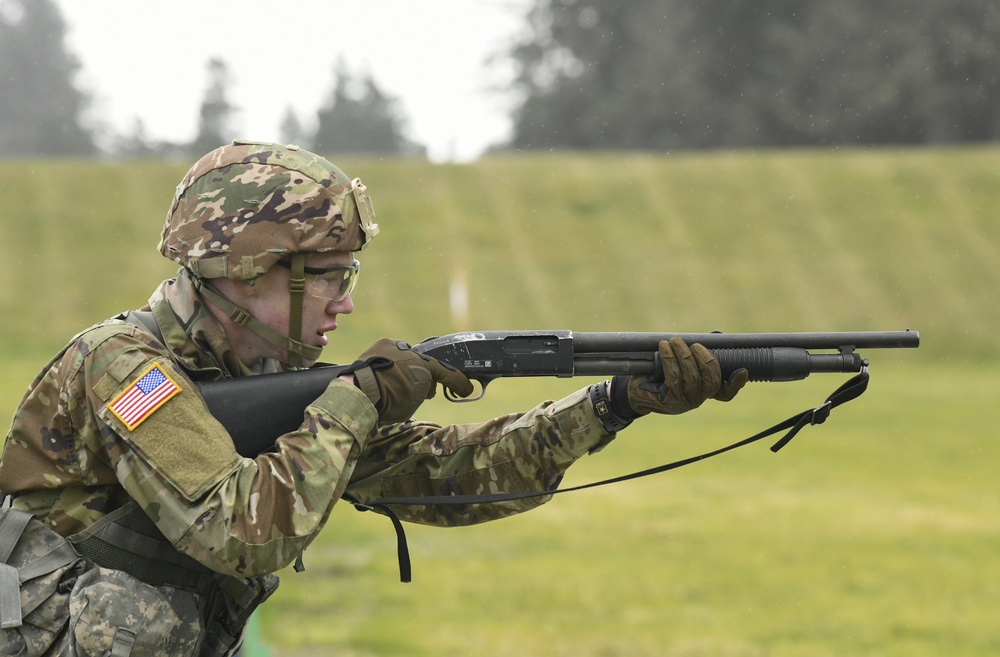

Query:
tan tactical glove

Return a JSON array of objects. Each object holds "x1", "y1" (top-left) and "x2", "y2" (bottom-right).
[
  {"x1": 627, "y1": 337, "x2": 747, "y2": 415},
  {"x1": 351, "y1": 338, "x2": 474, "y2": 423},
  {"x1": 594, "y1": 337, "x2": 747, "y2": 431}
]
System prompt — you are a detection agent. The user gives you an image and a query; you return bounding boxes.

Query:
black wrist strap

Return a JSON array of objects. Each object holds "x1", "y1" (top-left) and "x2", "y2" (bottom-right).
[
  {"x1": 609, "y1": 374, "x2": 642, "y2": 420},
  {"x1": 589, "y1": 381, "x2": 634, "y2": 433}
]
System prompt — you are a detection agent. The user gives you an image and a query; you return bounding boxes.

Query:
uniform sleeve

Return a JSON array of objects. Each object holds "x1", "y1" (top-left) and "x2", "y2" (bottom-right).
[
  {"x1": 344, "y1": 387, "x2": 616, "y2": 526},
  {"x1": 84, "y1": 326, "x2": 377, "y2": 577}
]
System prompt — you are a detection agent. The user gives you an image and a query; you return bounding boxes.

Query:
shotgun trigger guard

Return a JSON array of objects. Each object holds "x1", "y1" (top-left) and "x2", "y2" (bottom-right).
[{"x1": 444, "y1": 378, "x2": 487, "y2": 402}]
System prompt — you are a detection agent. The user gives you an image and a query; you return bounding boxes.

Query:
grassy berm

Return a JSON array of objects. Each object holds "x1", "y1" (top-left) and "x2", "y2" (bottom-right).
[{"x1": 1, "y1": 147, "x2": 997, "y2": 656}]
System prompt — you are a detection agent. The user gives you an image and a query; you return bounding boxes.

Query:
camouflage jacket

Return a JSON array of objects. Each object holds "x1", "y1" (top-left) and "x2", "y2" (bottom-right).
[{"x1": 0, "y1": 269, "x2": 615, "y2": 578}]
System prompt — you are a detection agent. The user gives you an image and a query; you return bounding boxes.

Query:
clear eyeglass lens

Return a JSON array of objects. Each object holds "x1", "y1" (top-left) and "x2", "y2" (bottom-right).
[{"x1": 307, "y1": 262, "x2": 359, "y2": 301}]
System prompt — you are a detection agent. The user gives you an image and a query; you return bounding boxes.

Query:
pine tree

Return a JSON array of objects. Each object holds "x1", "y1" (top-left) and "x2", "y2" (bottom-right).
[
  {"x1": 312, "y1": 59, "x2": 424, "y2": 156},
  {"x1": 189, "y1": 57, "x2": 238, "y2": 156},
  {"x1": 0, "y1": 0, "x2": 95, "y2": 156}
]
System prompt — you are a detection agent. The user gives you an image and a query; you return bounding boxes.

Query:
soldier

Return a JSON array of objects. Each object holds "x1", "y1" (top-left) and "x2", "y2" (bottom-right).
[{"x1": 0, "y1": 141, "x2": 746, "y2": 656}]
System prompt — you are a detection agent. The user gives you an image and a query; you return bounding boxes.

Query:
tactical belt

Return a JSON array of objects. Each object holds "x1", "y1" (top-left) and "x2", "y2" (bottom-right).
[{"x1": 70, "y1": 502, "x2": 278, "y2": 646}]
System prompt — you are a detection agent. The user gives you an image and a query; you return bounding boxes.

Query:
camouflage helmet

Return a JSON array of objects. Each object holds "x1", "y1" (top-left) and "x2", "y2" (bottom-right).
[{"x1": 158, "y1": 140, "x2": 378, "y2": 281}]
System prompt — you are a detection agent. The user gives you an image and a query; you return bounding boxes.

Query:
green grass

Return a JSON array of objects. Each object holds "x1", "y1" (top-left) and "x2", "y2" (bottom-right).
[
  {"x1": 1, "y1": 147, "x2": 997, "y2": 655},
  {"x1": 256, "y1": 362, "x2": 998, "y2": 657}
]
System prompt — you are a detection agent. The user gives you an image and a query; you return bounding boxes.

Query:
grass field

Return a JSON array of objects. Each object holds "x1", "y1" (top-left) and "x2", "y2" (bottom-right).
[
  {"x1": 1, "y1": 147, "x2": 997, "y2": 655},
  {"x1": 251, "y1": 359, "x2": 997, "y2": 657}
]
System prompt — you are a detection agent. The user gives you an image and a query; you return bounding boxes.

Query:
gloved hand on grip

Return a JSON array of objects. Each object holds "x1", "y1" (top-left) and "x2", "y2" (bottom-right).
[
  {"x1": 615, "y1": 337, "x2": 748, "y2": 417},
  {"x1": 351, "y1": 338, "x2": 474, "y2": 423}
]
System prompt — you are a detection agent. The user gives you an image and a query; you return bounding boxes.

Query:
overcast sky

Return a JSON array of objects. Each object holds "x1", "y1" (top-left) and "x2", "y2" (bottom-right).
[{"x1": 54, "y1": 0, "x2": 531, "y2": 162}]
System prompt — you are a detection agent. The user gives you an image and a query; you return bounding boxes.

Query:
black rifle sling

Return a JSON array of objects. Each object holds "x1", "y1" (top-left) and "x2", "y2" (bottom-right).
[
  {"x1": 347, "y1": 369, "x2": 870, "y2": 583},
  {"x1": 120, "y1": 310, "x2": 165, "y2": 344}
]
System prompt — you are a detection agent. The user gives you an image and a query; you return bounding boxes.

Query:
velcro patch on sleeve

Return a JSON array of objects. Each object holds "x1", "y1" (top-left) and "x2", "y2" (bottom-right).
[{"x1": 108, "y1": 363, "x2": 181, "y2": 430}]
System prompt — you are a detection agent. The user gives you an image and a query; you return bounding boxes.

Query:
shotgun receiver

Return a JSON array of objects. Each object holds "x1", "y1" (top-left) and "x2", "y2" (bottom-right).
[{"x1": 197, "y1": 329, "x2": 919, "y2": 456}]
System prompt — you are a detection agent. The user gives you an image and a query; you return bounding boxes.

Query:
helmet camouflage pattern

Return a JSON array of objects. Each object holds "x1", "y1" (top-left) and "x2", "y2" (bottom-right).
[{"x1": 159, "y1": 140, "x2": 378, "y2": 281}]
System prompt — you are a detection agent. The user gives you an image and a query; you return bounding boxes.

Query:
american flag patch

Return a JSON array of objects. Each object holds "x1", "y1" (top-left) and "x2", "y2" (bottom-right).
[{"x1": 108, "y1": 363, "x2": 181, "y2": 430}]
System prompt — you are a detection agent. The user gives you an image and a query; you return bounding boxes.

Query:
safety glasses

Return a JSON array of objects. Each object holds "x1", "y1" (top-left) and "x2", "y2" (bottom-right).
[{"x1": 276, "y1": 258, "x2": 360, "y2": 302}]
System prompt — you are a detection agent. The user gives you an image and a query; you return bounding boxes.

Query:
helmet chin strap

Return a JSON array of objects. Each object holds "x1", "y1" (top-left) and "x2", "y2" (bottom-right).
[
  {"x1": 194, "y1": 255, "x2": 321, "y2": 369},
  {"x1": 286, "y1": 253, "x2": 307, "y2": 368}
]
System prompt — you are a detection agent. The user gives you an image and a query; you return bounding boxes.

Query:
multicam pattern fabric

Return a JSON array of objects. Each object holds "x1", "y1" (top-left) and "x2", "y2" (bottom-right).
[
  {"x1": 0, "y1": 268, "x2": 615, "y2": 576},
  {"x1": 159, "y1": 140, "x2": 377, "y2": 282}
]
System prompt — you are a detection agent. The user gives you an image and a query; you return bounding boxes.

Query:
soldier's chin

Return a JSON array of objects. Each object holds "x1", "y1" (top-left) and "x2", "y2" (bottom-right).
[
  {"x1": 299, "y1": 354, "x2": 320, "y2": 369},
  {"x1": 282, "y1": 348, "x2": 321, "y2": 369}
]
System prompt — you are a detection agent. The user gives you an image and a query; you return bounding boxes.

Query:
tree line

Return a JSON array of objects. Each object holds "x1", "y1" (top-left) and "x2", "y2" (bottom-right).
[
  {"x1": 0, "y1": 0, "x2": 422, "y2": 159},
  {"x1": 2, "y1": 0, "x2": 998, "y2": 158},
  {"x1": 507, "y1": 0, "x2": 1000, "y2": 150}
]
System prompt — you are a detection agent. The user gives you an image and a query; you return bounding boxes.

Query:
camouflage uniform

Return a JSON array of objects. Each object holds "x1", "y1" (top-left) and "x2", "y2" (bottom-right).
[{"x1": 0, "y1": 142, "x2": 615, "y2": 656}]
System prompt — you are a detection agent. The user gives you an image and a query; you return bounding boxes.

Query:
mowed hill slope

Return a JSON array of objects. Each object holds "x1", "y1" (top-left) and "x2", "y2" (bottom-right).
[{"x1": 1, "y1": 147, "x2": 994, "y2": 365}]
